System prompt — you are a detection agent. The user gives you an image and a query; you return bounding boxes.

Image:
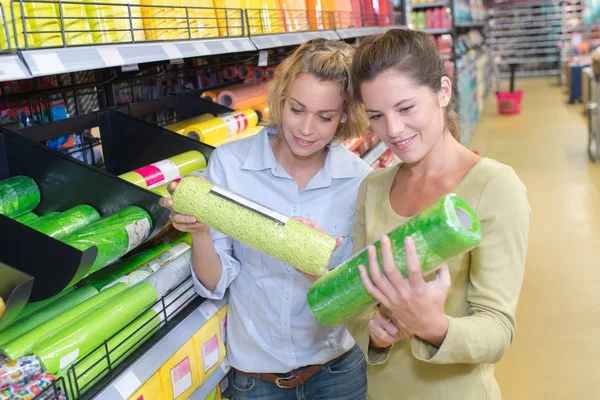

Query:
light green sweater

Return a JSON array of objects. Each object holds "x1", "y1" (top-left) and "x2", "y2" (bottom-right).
[{"x1": 346, "y1": 157, "x2": 531, "y2": 400}]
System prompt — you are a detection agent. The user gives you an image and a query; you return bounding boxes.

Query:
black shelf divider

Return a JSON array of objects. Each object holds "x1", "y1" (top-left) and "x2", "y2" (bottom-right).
[{"x1": 0, "y1": 263, "x2": 34, "y2": 330}]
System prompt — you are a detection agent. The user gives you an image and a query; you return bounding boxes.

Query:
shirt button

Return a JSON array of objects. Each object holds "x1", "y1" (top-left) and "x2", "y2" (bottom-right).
[
  {"x1": 283, "y1": 324, "x2": 289, "y2": 330},
  {"x1": 287, "y1": 267, "x2": 293, "y2": 273},
  {"x1": 286, "y1": 347, "x2": 293, "y2": 353}
]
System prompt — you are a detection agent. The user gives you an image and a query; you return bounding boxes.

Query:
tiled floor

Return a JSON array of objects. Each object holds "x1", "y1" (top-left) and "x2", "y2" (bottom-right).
[{"x1": 470, "y1": 77, "x2": 600, "y2": 400}]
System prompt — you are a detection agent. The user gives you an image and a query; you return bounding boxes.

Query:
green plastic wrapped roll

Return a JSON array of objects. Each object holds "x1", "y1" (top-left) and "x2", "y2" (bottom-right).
[
  {"x1": 13, "y1": 286, "x2": 75, "y2": 322},
  {"x1": 0, "y1": 285, "x2": 98, "y2": 347},
  {"x1": 0, "y1": 284, "x2": 127, "y2": 360},
  {"x1": 0, "y1": 176, "x2": 40, "y2": 218},
  {"x1": 31, "y1": 205, "x2": 101, "y2": 239},
  {"x1": 14, "y1": 212, "x2": 38, "y2": 226},
  {"x1": 63, "y1": 206, "x2": 152, "y2": 277},
  {"x1": 36, "y1": 211, "x2": 60, "y2": 223},
  {"x1": 307, "y1": 194, "x2": 483, "y2": 327},
  {"x1": 80, "y1": 243, "x2": 172, "y2": 291},
  {"x1": 171, "y1": 177, "x2": 336, "y2": 275},
  {"x1": 31, "y1": 281, "x2": 158, "y2": 374},
  {"x1": 58, "y1": 309, "x2": 161, "y2": 392}
]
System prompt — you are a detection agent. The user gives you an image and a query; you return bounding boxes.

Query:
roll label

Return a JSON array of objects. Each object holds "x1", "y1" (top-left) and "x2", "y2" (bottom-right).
[
  {"x1": 210, "y1": 186, "x2": 289, "y2": 225},
  {"x1": 170, "y1": 357, "x2": 192, "y2": 398},
  {"x1": 202, "y1": 335, "x2": 220, "y2": 373},
  {"x1": 125, "y1": 218, "x2": 152, "y2": 253},
  {"x1": 135, "y1": 159, "x2": 180, "y2": 189},
  {"x1": 221, "y1": 112, "x2": 248, "y2": 136}
]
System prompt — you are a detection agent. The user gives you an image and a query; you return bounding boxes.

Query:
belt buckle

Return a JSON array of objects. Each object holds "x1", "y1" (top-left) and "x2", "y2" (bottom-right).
[{"x1": 275, "y1": 374, "x2": 299, "y2": 389}]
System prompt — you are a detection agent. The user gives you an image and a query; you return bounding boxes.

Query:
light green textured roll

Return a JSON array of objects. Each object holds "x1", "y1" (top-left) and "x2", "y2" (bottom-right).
[
  {"x1": 0, "y1": 284, "x2": 127, "y2": 360},
  {"x1": 0, "y1": 285, "x2": 99, "y2": 347},
  {"x1": 14, "y1": 212, "x2": 39, "y2": 226},
  {"x1": 58, "y1": 309, "x2": 161, "y2": 392},
  {"x1": 36, "y1": 211, "x2": 60, "y2": 224},
  {"x1": 171, "y1": 177, "x2": 336, "y2": 275},
  {"x1": 0, "y1": 176, "x2": 40, "y2": 218},
  {"x1": 32, "y1": 282, "x2": 158, "y2": 374},
  {"x1": 31, "y1": 205, "x2": 101, "y2": 239},
  {"x1": 63, "y1": 206, "x2": 153, "y2": 277},
  {"x1": 307, "y1": 194, "x2": 482, "y2": 327},
  {"x1": 80, "y1": 243, "x2": 172, "y2": 291},
  {"x1": 13, "y1": 286, "x2": 76, "y2": 322}
]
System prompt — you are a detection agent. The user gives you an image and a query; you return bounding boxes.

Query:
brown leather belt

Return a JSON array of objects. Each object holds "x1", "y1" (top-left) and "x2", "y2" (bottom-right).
[{"x1": 235, "y1": 351, "x2": 349, "y2": 389}]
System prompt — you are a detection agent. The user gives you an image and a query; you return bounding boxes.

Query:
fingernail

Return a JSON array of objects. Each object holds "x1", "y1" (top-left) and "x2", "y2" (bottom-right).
[
  {"x1": 405, "y1": 236, "x2": 413, "y2": 246},
  {"x1": 381, "y1": 236, "x2": 388, "y2": 244}
]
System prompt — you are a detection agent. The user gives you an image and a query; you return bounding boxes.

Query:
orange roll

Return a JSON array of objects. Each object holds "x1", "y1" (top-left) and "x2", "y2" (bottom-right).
[
  {"x1": 238, "y1": 66, "x2": 251, "y2": 80},
  {"x1": 222, "y1": 66, "x2": 238, "y2": 81},
  {"x1": 232, "y1": 94, "x2": 269, "y2": 111},
  {"x1": 252, "y1": 102, "x2": 270, "y2": 122},
  {"x1": 217, "y1": 83, "x2": 267, "y2": 108},
  {"x1": 250, "y1": 67, "x2": 265, "y2": 81},
  {"x1": 265, "y1": 67, "x2": 277, "y2": 80}
]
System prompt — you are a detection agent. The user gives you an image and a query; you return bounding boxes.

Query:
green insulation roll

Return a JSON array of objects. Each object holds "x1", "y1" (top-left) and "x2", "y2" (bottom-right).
[
  {"x1": 12, "y1": 286, "x2": 76, "y2": 323},
  {"x1": 31, "y1": 281, "x2": 159, "y2": 373},
  {"x1": 36, "y1": 211, "x2": 60, "y2": 224},
  {"x1": 80, "y1": 243, "x2": 172, "y2": 291},
  {"x1": 0, "y1": 176, "x2": 40, "y2": 218},
  {"x1": 58, "y1": 309, "x2": 161, "y2": 392},
  {"x1": 0, "y1": 284, "x2": 127, "y2": 360},
  {"x1": 31, "y1": 205, "x2": 101, "y2": 239},
  {"x1": 307, "y1": 194, "x2": 483, "y2": 327},
  {"x1": 171, "y1": 177, "x2": 336, "y2": 275},
  {"x1": 63, "y1": 206, "x2": 153, "y2": 277},
  {"x1": 0, "y1": 285, "x2": 99, "y2": 347},
  {"x1": 14, "y1": 212, "x2": 39, "y2": 225}
]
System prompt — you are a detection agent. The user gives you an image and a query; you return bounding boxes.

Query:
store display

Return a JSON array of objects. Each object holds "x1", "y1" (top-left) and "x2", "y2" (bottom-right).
[
  {"x1": 281, "y1": 0, "x2": 309, "y2": 32},
  {"x1": 182, "y1": 110, "x2": 259, "y2": 145},
  {"x1": 0, "y1": 286, "x2": 99, "y2": 348},
  {"x1": 0, "y1": 355, "x2": 43, "y2": 388},
  {"x1": 165, "y1": 114, "x2": 215, "y2": 135},
  {"x1": 0, "y1": 371, "x2": 59, "y2": 400},
  {"x1": 31, "y1": 281, "x2": 158, "y2": 373},
  {"x1": 216, "y1": 83, "x2": 267, "y2": 108},
  {"x1": 118, "y1": 151, "x2": 207, "y2": 190},
  {"x1": 0, "y1": 284, "x2": 127, "y2": 360},
  {"x1": 30, "y1": 205, "x2": 101, "y2": 239},
  {"x1": 159, "y1": 340, "x2": 199, "y2": 400},
  {"x1": 63, "y1": 206, "x2": 152, "y2": 278},
  {"x1": 307, "y1": 194, "x2": 482, "y2": 327},
  {"x1": 171, "y1": 177, "x2": 336, "y2": 275},
  {"x1": 0, "y1": 176, "x2": 40, "y2": 219},
  {"x1": 193, "y1": 314, "x2": 225, "y2": 384}
]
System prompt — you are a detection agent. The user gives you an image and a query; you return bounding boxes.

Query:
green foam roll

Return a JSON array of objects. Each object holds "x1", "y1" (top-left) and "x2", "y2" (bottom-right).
[
  {"x1": 36, "y1": 211, "x2": 60, "y2": 224},
  {"x1": 31, "y1": 205, "x2": 101, "y2": 239},
  {"x1": 0, "y1": 176, "x2": 40, "y2": 218},
  {"x1": 14, "y1": 212, "x2": 39, "y2": 226},
  {"x1": 13, "y1": 286, "x2": 76, "y2": 323},
  {"x1": 0, "y1": 285, "x2": 98, "y2": 347},
  {"x1": 171, "y1": 177, "x2": 336, "y2": 275},
  {"x1": 0, "y1": 284, "x2": 127, "y2": 360},
  {"x1": 58, "y1": 309, "x2": 161, "y2": 392},
  {"x1": 80, "y1": 243, "x2": 172, "y2": 291},
  {"x1": 307, "y1": 194, "x2": 482, "y2": 327},
  {"x1": 31, "y1": 281, "x2": 158, "y2": 374},
  {"x1": 63, "y1": 206, "x2": 153, "y2": 278}
]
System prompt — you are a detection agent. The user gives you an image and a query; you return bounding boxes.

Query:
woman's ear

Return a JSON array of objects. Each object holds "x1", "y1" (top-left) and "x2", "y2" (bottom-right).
[
  {"x1": 438, "y1": 76, "x2": 452, "y2": 108},
  {"x1": 340, "y1": 114, "x2": 347, "y2": 123}
]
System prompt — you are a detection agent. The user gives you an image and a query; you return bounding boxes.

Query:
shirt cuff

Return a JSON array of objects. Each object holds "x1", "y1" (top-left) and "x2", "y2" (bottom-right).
[
  {"x1": 411, "y1": 316, "x2": 455, "y2": 363},
  {"x1": 367, "y1": 343, "x2": 395, "y2": 365},
  {"x1": 191, "y1": 254, "x2": 229, "y2": 300}
]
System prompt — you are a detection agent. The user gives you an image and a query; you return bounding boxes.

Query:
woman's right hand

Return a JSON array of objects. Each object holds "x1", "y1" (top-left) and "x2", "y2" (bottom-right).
[
  {"x1": 369, "y1": 308, "x2": 413, "y2": 349},
  {"x1": 159, "y1": 181, "x2": 210, "y2": 235}
]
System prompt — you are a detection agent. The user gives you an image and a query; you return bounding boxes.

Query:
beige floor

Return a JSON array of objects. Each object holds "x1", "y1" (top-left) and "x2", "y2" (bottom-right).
[{"x1": 469, "y1": 78, "x2": 600, "y2": 400}]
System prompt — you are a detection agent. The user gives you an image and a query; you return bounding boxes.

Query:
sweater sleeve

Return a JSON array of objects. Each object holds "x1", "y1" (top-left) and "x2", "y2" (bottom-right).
[{"x1": 412, "y1": 166, "x2": 531, "y2": 364}]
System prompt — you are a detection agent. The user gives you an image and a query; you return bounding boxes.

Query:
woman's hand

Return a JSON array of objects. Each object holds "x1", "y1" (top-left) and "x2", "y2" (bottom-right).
[
  {"x1": 358, "y1": 235, "x2": 452, "y2": 348},
  {"x1": 369, "y1": 308, "x2": 413, "y2": 349},
  {"x1": 159, "y1": 181, "x2": 210, "y2": 235},
  {"x1": 291, "y1": 216, "x2": 344, "y2": 283}
]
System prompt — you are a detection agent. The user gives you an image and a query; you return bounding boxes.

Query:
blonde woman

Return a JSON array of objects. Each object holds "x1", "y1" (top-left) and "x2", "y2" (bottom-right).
[
  {"x1": 346, "y1": 29, "x2": 531, "y2": 399},
  {"x1": 160, "y1": 39, "x2": 371, "y2": 399}
]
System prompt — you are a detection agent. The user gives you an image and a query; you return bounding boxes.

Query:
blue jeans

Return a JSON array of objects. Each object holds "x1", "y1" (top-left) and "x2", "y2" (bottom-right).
[{"x1": 228, "y1": 344, "x2": 367, "y2": 400}]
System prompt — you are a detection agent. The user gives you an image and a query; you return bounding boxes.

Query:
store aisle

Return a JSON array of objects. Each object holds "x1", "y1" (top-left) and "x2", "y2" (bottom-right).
[{"x1": 470, "y1": 78, "x2": 600, "y2": 400}]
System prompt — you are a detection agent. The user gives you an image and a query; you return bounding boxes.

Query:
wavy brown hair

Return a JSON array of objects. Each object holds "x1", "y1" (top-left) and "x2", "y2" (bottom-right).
[
  {"x1": 267, "y1": 39, "x2": 369, "y2": 141},
  {"x1": 351, "y1": 29, "x2": 460, "y2": 140}
]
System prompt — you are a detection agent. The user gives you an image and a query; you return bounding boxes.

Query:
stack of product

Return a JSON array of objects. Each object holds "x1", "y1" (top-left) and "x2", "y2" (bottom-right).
[
  {"x1": 411, "y1": 6, "x2": 453, "y2": 30},
  {"x1": 221, "y1": 65, "x2": 278, "y2": 84},
  {"x1": 0, "y1": 356, "x2": 66, "y2": 400}
]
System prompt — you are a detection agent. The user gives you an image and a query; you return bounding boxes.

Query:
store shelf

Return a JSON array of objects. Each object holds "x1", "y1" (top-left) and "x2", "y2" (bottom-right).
[
  {"x1": 336, "y1": 26, "x2": 401, "y2": 39},
  {"x1": 411, "y1": 1, "x2": 448, "y2": 9},
  {"x1": 0, "y1": 54, "x2": 32, "y2": 82},
  {"x1": 500, "y1": 68, "x2": 560, "y2": 78},
  {"x1": 189, "y1": 359, "x2": 231, "y2": 400},
  {"x1": 494, "y1": 48, "x2": 559, "y2": 56},
  {"x1": 422, "y1": 28, "x2": 452, "y2": 34},
  {"x1": 499, "y1": 56, "x2": 559, "y2": 64},
  {"x1": 455, "y1": 21, "x2": 486, "y2": 28},
  {"x1": 92, "y1": 296, "x2": 228, "y2": 400},
  {"x1": 250, "y1": 31, "x2": 339, "y2": 49},
  {"x1": 20, "y1": 37, "x2": 256, "y2": 77}
]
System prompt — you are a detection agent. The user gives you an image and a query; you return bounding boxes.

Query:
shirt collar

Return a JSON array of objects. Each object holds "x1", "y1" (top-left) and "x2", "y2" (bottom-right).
[{"x1": 241, "y1": 125, "x2": 363, "y2": 185}]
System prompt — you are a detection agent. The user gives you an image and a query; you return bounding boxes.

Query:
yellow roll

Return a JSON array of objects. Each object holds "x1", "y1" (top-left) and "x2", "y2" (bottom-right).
[
  {"x1": 62, "y1": 2, "x2": 94, "y2": 45},
  {"x1": 183, "y1": 110, "x2": 259, "y2": 145},
  {"x1": 25, "y1": 1, "x2": 63, "y2": 48},
  {"x1": 165, "y1": 113, "x2": 215, "y2": 135},
  {"x1": 141, "y1": 0, "x2": 170, "y2": 41},
  {"x1": 212, "y1": 125, "x2": 264, "y2": 147},
  {"x1": 119, "y1": 151, "x2": 207, "y2": 189},
  {"x1": 85, "y1": 2, "x2": 119, "y2": 44}
]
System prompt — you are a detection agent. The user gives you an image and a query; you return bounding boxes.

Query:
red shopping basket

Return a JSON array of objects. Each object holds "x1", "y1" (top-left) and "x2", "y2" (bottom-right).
[{"x1": 496, "y1": 90, "x2": 523, "y2": 115}]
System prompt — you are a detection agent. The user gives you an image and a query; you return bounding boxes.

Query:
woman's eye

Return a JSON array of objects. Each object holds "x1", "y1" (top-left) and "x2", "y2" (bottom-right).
[
  {"x1": 291, "y1": 107, "x2": 303, "y2": 114},
  {"x1": 399, "y1": 106, "x2": 414, "y2": 113},
  {"x1": 369, "y1": 114, "x2": 383, "y2": 121},
  {"x1": 319, "y1": 116, "x2": 332, "y2": 122}
]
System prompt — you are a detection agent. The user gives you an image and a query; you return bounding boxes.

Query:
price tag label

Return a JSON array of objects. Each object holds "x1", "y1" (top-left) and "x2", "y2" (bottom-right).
[
  {"x1": 193, "y1": 42, "x2": 210, "y2": 55},
  {"x1": 0, "y1": 58, "x2": 27, "y2": 80},
  {"x1": 222, "y1": 40, "x2": 238, "y2": 53},
  {"x1": 98, "y1": 47, "x2": 126, "y2": 67},
  {"x1": 162, "y1": 44, "x2": 184, "y2": 60},
  {"x1": 199, "y1": 300, "x2": 219, "y2": 320},
  {"x1": 258, "y1": 50, "x2": 268, "y2": 67},
  {"x1": 272, "y1": 37, "x2": 283, "y2": 47},
  {"x1": 31, "y1": 52, "x2": 66, "y2": 75}
]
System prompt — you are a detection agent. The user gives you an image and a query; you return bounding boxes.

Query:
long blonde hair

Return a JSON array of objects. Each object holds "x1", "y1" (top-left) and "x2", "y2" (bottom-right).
[{"x1": 267, "y1": 39, "x2": 369, "y2": 141}]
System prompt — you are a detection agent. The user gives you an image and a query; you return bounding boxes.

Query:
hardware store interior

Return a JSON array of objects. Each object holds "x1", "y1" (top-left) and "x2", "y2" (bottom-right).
[{"x1": 0, "y1": 0, "x2": 599, "y2": 398}]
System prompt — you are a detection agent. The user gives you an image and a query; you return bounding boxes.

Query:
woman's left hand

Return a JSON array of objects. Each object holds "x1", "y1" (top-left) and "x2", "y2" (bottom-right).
[{"x1": 358, "y1": 235, "x2": 452, "y2": 348}]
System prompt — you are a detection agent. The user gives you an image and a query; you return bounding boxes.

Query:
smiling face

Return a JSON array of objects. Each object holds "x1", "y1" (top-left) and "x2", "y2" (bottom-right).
[
  {"x1": 279, "y1": 73, "x2": 345, "y2": 158},
  {"x1": 360, "y1": 70, "x2": 452, "y2": 164}
]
